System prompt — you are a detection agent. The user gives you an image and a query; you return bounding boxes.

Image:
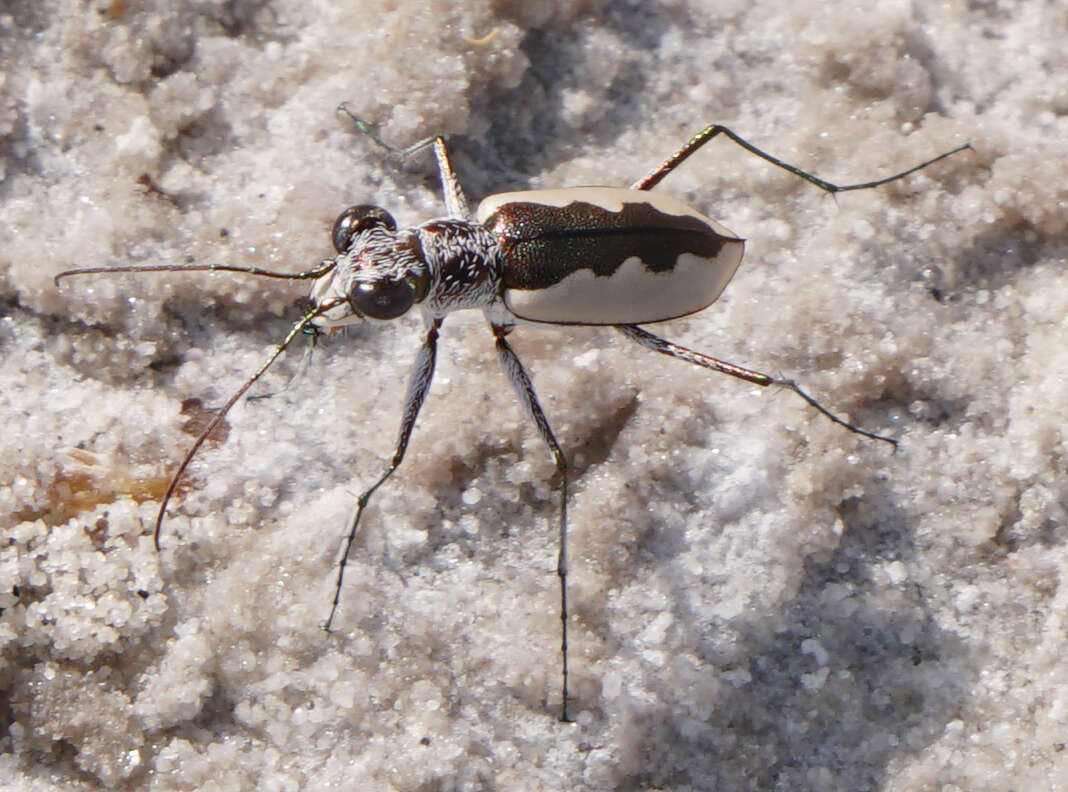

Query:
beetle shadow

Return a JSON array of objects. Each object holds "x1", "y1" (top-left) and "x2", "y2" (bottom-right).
[
  {"x1": 919, "y1": 220, "x2": 1058, "y2": 302},
  {"x1": 591, "y1": 482, "x2": 977, "y2": 789}
]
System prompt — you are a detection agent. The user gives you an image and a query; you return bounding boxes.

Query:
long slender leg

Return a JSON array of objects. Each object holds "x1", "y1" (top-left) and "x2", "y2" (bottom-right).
[
  {"x1": 617, "y1": 324, "x2": 896, "y2": 448},
  {"x1": 428, "y1": 137, "x2": 469, "y2": 220},
  {"x1": 492, "y1": 323, "x2": 572, "y2": 721},
  {"x1": 631, "y1": 124, "x2": 971, "y2": 193},
  {"x1": 336, "y1": 104, "x2": 469, "y2": 219},
  {"x1": 324, "y1": 317, "x2": 443, "y2": 631}
]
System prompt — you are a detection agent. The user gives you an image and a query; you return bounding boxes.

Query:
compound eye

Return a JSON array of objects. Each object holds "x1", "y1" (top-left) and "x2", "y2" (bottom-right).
[
  {"x1": 349, "y1": 278, "x2": 418, "y2": 320},
  {"x1": 331, "y1": 205, "x2": 397, "y2": 253}
]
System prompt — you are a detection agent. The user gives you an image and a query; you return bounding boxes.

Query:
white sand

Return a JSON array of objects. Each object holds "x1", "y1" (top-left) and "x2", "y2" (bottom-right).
[{"x1": 2, "y1": 1, "x2": 1066, "y2": 789}]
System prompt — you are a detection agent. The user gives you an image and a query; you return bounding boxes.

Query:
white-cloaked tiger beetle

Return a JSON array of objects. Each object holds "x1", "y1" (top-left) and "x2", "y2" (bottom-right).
[{"x1": 56, "y1": 106, "x2": 970, "y2": 721}]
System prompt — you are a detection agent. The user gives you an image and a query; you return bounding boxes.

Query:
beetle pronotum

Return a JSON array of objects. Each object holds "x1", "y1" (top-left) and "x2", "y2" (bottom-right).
[{"x1": 57, "y1": 110, "x2": 970, "y2": 720}]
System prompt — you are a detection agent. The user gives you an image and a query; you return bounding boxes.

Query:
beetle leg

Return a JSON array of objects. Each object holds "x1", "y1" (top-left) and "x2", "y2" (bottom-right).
[
  {"x1": 631, "y1": 124, "x2": 971, "y2": 193},
  {"x1": 429, "y1": 136, "x2": 470, "y2": 220},
  {"x1": 492, "y1": 323, "x2": 572, "y2": 722},
  {"x1": 336, "y1": 103, "x2": 469, "y2": 219},
  {"x1": 324, "y1": 317, "x2": 443, "y2": 632},
  {"x1": 616, "y1": 324, "x2": 896, "y2": 447}
]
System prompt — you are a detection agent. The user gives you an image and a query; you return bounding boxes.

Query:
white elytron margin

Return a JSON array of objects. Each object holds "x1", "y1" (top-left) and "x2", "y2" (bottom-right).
[{"x1": 504, "y1": 249, "x2": 744, "y2": 325}]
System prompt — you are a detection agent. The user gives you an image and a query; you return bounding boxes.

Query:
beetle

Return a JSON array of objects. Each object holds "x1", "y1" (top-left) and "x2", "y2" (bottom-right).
[{"x1": 56, "y1": 109, "x2": 970, "y2": 720}]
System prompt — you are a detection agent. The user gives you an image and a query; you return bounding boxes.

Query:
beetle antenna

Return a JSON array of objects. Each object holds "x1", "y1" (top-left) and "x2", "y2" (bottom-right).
[
  {"x1": 55, "y1": 260, "x2": 336, "y2": 289},
  {"x1": 152, "y1": 298, "x2": 346, "y2": 550},
  {"x1": 247, "y1": 324, "x2": 322, "y2": 402}
]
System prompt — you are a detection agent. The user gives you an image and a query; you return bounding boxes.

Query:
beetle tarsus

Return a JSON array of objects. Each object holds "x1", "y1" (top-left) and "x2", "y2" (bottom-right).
[
  {"x1": 617, "y1": 324, "x2": 897, "y2": 448},
  {"x1": 632, "y1": 124, "x2": 971, "y2": 194},
  {"x1": 324, "y1": 319, "x2": 442, "y2": 632}
]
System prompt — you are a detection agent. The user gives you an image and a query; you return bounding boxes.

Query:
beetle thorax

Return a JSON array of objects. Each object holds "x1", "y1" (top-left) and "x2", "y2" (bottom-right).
[{"x1": 414, "y1": 219, "x2": 502, "y2": 316}]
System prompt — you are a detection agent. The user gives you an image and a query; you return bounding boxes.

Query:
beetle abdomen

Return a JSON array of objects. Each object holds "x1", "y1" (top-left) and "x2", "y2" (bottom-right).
[{"x1": 477, "y1": 187, "x2": 744, "y2": 325}]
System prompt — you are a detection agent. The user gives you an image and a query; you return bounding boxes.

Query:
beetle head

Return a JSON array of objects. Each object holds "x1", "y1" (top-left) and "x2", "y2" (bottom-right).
[{"x1": 314, "y1": 205, "x2": 429, "y2": 324}]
